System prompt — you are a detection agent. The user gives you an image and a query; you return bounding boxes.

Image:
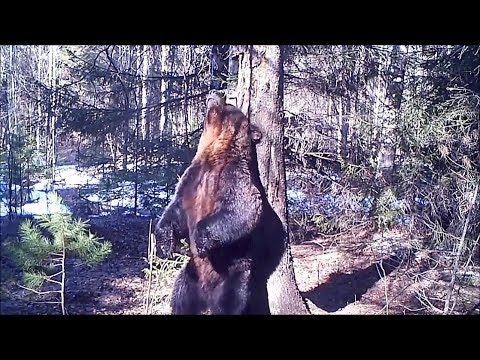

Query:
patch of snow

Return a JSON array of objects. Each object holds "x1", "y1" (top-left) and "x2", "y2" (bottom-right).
[
  {"x1": 156, "y1": 191, "x2": 169, "y2": 199},
  {"x1": 110, "y1": 196, "x2": 136, "y2": 209},
  {"x1": 287, "y1": 189, "x2": 314, "y2": 214},
  {"x1": 371, "y1": 233, "x2": 412, "y2": 258},
  {"x1": 0, "y1": 164, "x2": 99, "y2": 216},
  {"x1": 52, "y1": 165, "x2": 100, "y2": 189},
  {"x1": 0, "y1": 201, "x2": 9, "y2": 216},
  {"x1": 22, "y1": 195, "x2": 71, "y2": 215},
  {"x1": 287, "y1": 189, "x2": 307, "y2": 202},
  {"x1": 395, "y1": 214, "x2": 413, "y2": 226},
  {"x1": 86, "y1": 194, "x2": 101, "y2": 203},
  {"x1": 1, "y1": 178, "x2": 72, "y2": 216},
  {"x1": 361, "y1": 196, "x2": 374, "y2": 212},
  {"x1": 415, "y1": 196, "x2": 428, "y2": 209},
  {"x1": 316, "y1": 193, "x2": 338, "y2": 217},
  {"x1": 391, "y1": 199, "x2": 406, "y2": 211},
  {"x1": 0, "y1": 183, "x2": 21, "y2": 192},
  {"x1": 32, "y1": 179, "x2": 54, "y2": 193}
]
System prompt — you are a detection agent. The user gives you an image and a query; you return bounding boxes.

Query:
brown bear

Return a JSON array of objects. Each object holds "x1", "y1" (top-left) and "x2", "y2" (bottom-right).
[{"x1": 154, "y1": 91, "x2": 273, "y2": 315}]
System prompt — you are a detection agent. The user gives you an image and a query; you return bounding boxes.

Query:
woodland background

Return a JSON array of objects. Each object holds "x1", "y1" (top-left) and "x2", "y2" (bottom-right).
[{"x1": 1, "y1": 45, "x2": 479, "y2": 315}]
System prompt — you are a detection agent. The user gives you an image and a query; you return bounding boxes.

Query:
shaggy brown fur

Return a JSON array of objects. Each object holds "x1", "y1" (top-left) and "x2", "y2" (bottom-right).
[{"x1": 154, "y1": 91, "x2": 265, "y2": 314}]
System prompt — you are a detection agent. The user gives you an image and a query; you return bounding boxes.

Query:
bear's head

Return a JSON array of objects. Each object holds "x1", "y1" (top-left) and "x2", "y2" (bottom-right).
[{"x1": 196, "y1": 91, "x2": 261, "y2": 160}]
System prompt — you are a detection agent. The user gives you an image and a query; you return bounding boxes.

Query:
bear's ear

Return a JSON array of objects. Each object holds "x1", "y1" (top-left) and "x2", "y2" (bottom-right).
[{"x1": 250, "y1": 124, "x2": 262, "y2": 143}]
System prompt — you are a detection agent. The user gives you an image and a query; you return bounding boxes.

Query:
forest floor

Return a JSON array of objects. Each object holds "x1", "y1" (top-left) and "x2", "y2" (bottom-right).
[{"x1": 1, "y1": 215, "x2": 479, "y2": 315}]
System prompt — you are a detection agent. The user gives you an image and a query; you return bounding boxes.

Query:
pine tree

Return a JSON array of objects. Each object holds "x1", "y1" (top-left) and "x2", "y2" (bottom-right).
[{"x1": 6, "y1": 194, "x2": 112, "y2": 314}]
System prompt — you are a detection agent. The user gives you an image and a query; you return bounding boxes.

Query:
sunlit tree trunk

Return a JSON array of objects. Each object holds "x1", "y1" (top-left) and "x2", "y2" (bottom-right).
[
  {"x1": 159, "y1": 45, "x2": 170, "y2": 138},
  {"x1": 140, "y1": 45, "x2": 149, "y2": 143},
  {"x1": 46, "y1": 45, "x2": 58, "y2": 181},
  {"x1": 133, "y1": 45, "x2": 142, "y2": 215},
  {"x1": 376, "y1": 45, "x2": 407, "y2": 184},
  {"x1": 120, "y1": 45, "x2": 130, "y2": 171},
  {"x1": 237, "y1": 45, "x2": 310, "y2": 315},
  {"x1": 337, "y1": 97, "x2": 349, "y2": 159},
  {"x1": 36, "y1": 46, "x2": 43, "y2": 152},
  {"x1": 4, "y1": 46, "x2": 17, "y2": 219},
  {"x1": 150, "y1": 45, "x2": 161, "y2": 139},
  {"x1": 182, "y1": 47, "x2": 190, "y2": 147}
]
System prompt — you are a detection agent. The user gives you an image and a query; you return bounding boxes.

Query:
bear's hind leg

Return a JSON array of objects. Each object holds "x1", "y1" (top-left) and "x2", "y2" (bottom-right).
[
  {"x1": 171, "y1": 263, "x2": 205, "y2": 315},
  {"x1": 210, "y1": 268, "x2": 250, "y2": 315}
]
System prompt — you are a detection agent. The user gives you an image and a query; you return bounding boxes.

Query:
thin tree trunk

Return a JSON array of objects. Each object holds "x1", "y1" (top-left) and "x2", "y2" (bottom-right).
[
  {"x1": 337, "y1": 97, "x2": 348, "y2": 159},
  {"x1": 60, "y1": 238, "x2": 66, "y2": 315},
  {"x1": 236, "y1": 45, "x2": 310, "y2": 315},
  {"x1": 8, "y1": 45, "x2": 16, "y2": 127},
  {"x1": 36, "y1": 46, "x2": 43, "y2": 152},
  {"x1": 134, "y1": 45, "x2": 142, "y2": 215},
  {"x1": 6, "y1": 45, "x2": 16, "y2": 219},
  {"x1": 47, "y1": 45, "x2": 57, "y2": 181},
  {"x1": 159, "y1": 45, "x2": 170, "y2": 138},
  {"x1": 376, "y1": 45, "x2": 407, "y2": 184},
  {"x1": 183, "y1": 49, "x2": 190, "y2": 147},
  {"x1": 141, "y1": 45, "x2": 149, "y2": 143},
  {"x1": 327, "y1": 96, "x2": 333, "y2": 140},
  {"x1": 370, "y1": 70, "x2": 383, "y2": 164},
  {"x1": 150, "y1": 45, "x2": 161, "y2": 139},
  {"x1": 121, "y1": 45, "x2": 130, "y2": 171}
]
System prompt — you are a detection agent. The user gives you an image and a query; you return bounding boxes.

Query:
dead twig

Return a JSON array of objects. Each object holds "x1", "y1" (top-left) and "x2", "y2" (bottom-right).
[
  {"x1": 316, "y1": 221, "x2": 370, "y2": 238},
  {"x1": 144, "y1": 219, "x2": 155, "y2": 315},
  {"x1": 60, "y1": 239, "x2": 66, "y2": 315},
  {"x1": 17, "y1": 284, "x2": 61, "y2": 295},
  {"x1": 443, "y1": 183, "x2": 479, "y2": 314},
  {"x1": 415, "y1": 289, "x2": 444, "y2": 314},
  {"x1": 376, "y1": 259, "x2": 390, "y2": 314}
]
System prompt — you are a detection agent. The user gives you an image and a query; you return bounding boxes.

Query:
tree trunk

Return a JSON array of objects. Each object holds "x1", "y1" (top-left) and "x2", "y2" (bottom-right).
[
  {"x1": 46, "y1": 45, "x2": 58, "y2": 181},
  {"x1": 236, "y1": 45, "x2": 310, "y2": 315},
  {"x1": 182, "y1": 48, "x2": 190, "y2": 147},
  {"x1": 159, "y1": 45, "x2": 171, "y2": 139},
  {"x1": 149, "y1": 46, "x2": 160, "y2": 139},
  {"x1": 36, "y1": 46, "x2": 43, "y2": 152},
  {"x1": 134, "y1": 45, "x2": 143, "y2": 215},
  {"x1": 376, "y1": 45, "x2": 407, "y2": 184},
  {"x1": 337, "y1": 97, "x2": 349, "y2": 160},
  {"x1": 5, "y1": 45, "x2": 16, "y2": 219},
  {"x1": 140, "y1": 45, "x2": 149, "y2": 143}
]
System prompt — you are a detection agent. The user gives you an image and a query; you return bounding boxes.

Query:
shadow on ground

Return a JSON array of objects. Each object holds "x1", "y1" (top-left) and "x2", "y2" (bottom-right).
[{"x1": 302, "y1": 255, "x2": 402, "y2": 313}]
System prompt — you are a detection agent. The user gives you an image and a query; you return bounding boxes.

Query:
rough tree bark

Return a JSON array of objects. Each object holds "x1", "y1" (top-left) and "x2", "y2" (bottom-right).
[
  {"x1": 235, "y1": 45, "x2": 310, "y2": 315},
  {"x1": 46, "y1": 45, "x2": 58, "y2": 181},
  {"x1": 160, "y1": 45, "x2": 172, "y2": 139},
  {"x1": 140, "y1": 45, "x2": 149, "y2": 142},
  {"x1": 376, "y1": 45, "x2": 407, "y2": 184},
  {"x1": 370, "y1": 46, "x2": 408, "y2": 221}
]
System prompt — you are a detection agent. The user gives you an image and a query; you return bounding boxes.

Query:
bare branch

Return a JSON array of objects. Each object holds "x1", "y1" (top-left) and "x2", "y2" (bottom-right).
[
  {"x1": 443, "y1": 183, "x2": 479, "y2": 314},
  {"x1": 17, "y1": 284, "x2": 61, "y2": 296}
]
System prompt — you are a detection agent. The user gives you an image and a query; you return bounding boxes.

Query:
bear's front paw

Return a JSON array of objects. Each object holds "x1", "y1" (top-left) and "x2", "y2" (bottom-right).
[
  {"x1": 159, "y1": 239, "x2": 174, "y2": 258},
  {"x1": 193, "y1": 226, "x2": 209, "y2": 258},
  {"x1": 155, "y1": 226, "x2": 175, "y2": 259},
  {"x1": 196, "y1": 243, "x2": 208, "y2": 258}
]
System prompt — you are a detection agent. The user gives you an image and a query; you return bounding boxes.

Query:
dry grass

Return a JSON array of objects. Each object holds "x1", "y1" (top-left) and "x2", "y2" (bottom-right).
[{"x1": 2, "y1": 216, "x2": 479, "y2": 315}]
